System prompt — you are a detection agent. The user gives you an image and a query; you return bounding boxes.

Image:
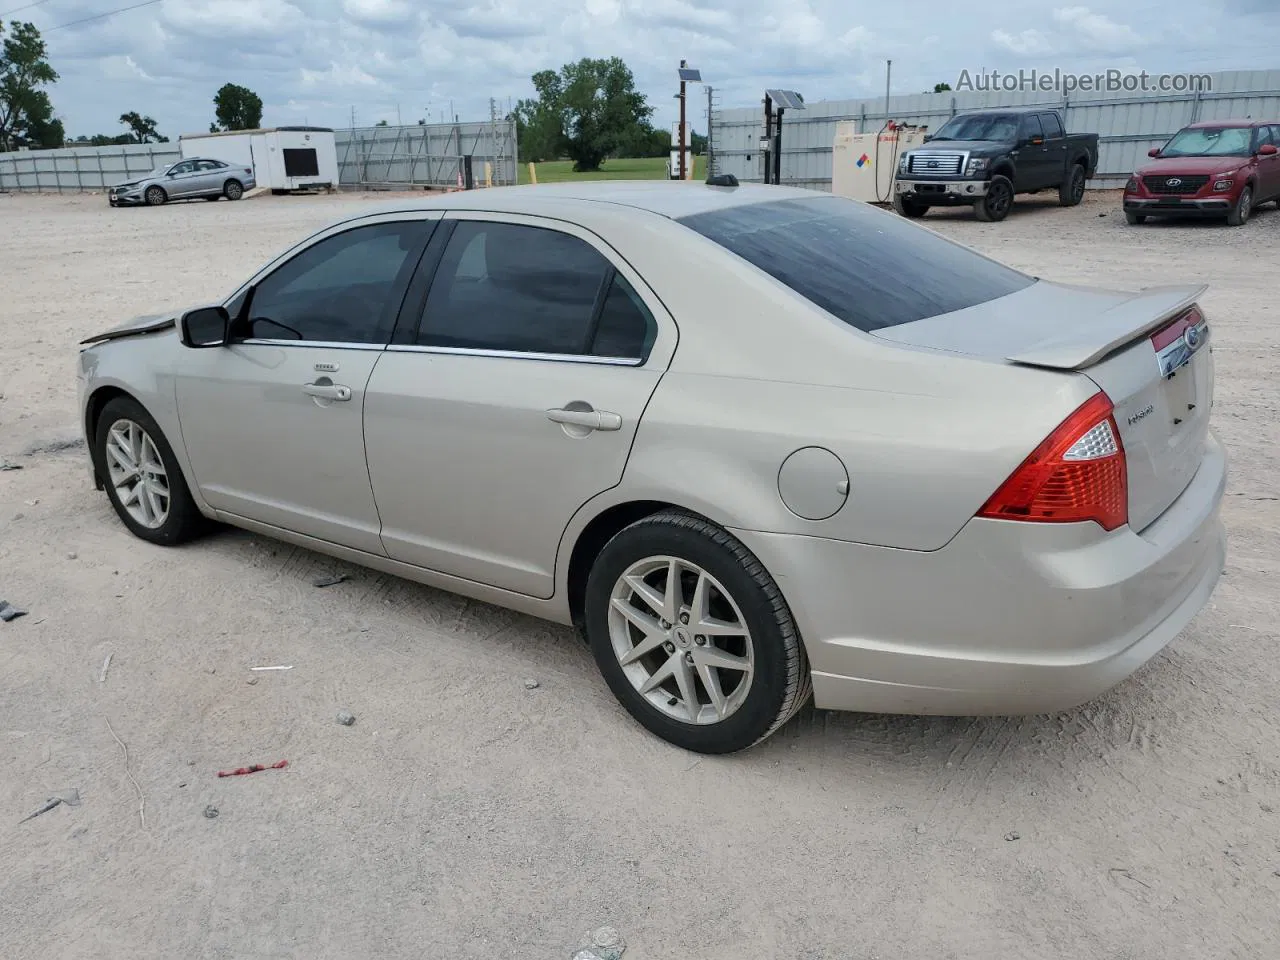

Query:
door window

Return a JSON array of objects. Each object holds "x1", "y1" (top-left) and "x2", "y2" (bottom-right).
[
  {"x1": 1020, "y1": 115, "x2": 1045, "y2": 142},
  {"x1": 196, "y1": 160, "x2": 221, "y2": 171},
  {"x1": 1040, "y1": 113, "x2": 1065, "y2": 139},
  {"x1": 169, "y1": 161, "x2": 194, "y2": 175},
  {"x1": 238, "y1": 220, "x2": 432, "y2": 344},
  {"x1": 417, "y1": 220, "x2": 654, "y2": 360}
]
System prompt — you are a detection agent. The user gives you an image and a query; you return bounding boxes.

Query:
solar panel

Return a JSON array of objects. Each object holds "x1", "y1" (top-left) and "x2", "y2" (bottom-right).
[
  {"x1": 678, "y1": 67, "x2": 702, "y2": 82},
  {"x1": 766, "y1": 89, "x2": 806, "y2": 110}
]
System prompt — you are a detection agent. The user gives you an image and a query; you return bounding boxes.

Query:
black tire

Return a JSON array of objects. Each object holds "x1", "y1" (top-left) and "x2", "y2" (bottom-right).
[
  {"x1": 144, "y1": 185, "x2": 166, "y2": 206},
  {"x1": 93, "y1": 396, "x2": 207, "y2": 546},
  {"x1": 1125, "y1": 211, "x2": 1147, "y2": 225},
  {"x1": 893, "y1": 194, "x2": 929, "y2": 218},
  {"x1": 1059, "y1": 162, "x2": 1086, "y2": 206},
  {"x1": 1226, "y1": 184, "x2": 1253, "y2": 226},
  {"x1": 584, "y1": 510, "x2": 811, "y2": 754},
  {"x1": 223, "y1": 179, "x2": 244, "y2": 201},
  {"x1": 974, "y1": 175, "x2": 1014, "y2": 222}
]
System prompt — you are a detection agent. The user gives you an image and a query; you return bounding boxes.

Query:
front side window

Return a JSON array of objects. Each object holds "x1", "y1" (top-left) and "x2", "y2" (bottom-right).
[
  {"x1": 1041, "y1": 113, "x2": 1065, "y2": 139},
  {"x1": 239, "y1": 220, "x2": 431, "y2": 344},
  {"x1": 678, "y1": 196, "x2": 1035, "y2": 333},
  {"x1": 416, "y1": 221, "x2": 654, "y2": 360},
  {"x1": 169, "y1": 161, "x2": 193, "y2": 175},
  {"x1": 1020, "y1": 115, "x2": 1045, "y2": 142}
]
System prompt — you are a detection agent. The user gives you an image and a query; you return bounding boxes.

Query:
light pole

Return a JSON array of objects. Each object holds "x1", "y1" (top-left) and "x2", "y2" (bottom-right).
[{"x1": 677, "y1": 61, "x2": 701, "y2": 180}]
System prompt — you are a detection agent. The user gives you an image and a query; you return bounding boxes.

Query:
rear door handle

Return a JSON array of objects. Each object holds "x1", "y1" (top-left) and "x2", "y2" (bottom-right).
[
  {"x1": 304, "y1": 382, "x2": 352, "y2": 401},
  {"x1": 546, "y1": 407, "x2": 622, "y2": 431}
]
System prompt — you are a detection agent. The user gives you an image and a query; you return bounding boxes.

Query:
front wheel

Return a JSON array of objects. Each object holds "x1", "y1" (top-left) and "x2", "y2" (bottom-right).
[
  {"x1": 584, "y1": 510, "x2": 811, "y2": 754},
  {"x1": 974, "y1": 175, "x2": 1014, "y2": 222},
  {"x1": 893, "y1": 194, "x2": 929, "y2": 218},
  {"x1": 1226, "y1": 185, "x2": 1253, "y2": 226},
  {"x1": 1059, "y1": 163, "x2": 1086, "y2": 206},
  {"x1": 144, "y1": 185, "x2": 166, "y2": 206},
  {"x1": 223, "y1": 179, "x2": 244, "y2": 201},
  {"x1": 94, "y1": 396, "x2": 207, "y2": 546}
]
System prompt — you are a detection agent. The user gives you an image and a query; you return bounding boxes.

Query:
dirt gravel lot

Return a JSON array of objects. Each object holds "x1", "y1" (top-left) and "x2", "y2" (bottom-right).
[{"x1": 2, "y1": 188, "x2": 1279, "y2": 960}]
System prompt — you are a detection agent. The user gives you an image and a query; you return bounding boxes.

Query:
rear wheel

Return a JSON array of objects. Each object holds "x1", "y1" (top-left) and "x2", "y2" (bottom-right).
[
  {"x1": 893, "y1": 194, "x2": 929, "y2": 218},
  {"x1": 1059, "y1": 163, "x2": 1086, "y2": 206},
  {"x1": 1226, "y1": 184, "x2": 1253, "y2": 226},
  {"x1": 1125, "y1": 211, "x2": 1147, "y2": 225},
  {"x1": 584, "y1": 510, "x2": 811, "y2": 754},
  {"x1": 974, "y1": 175, "x2": 1014, "y2": 222},
  {"x1": 223, "y1": 179, "x2": 244, "y2": 201},
  {"x1": 93, "y1": 396, "x2": 206, "y2": 546},
  {"x1": 144, "y1": 185, "x2": 166, "y2": 206}
]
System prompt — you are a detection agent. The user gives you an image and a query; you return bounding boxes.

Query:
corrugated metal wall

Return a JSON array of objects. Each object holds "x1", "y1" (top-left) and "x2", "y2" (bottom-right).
[
  {"x1": 0, "y1": 119, "x2": 519, "y2": 192},
  {"x1": 335, "y1": 120, "x2": 517, "y2": 188},
  {"x1": 711, "y1": 69, "x2": 1280, "y2": 190}
]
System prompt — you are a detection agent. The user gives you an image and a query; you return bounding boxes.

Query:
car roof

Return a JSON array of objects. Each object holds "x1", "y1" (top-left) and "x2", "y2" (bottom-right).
[
  {"x1": 350, "y1": 180, "x2": 823, "y2": 221},
  {"x1": 1187, "y1": 118, "x2": 1272, "y2": 128},
  {"x1": 952, "y1": 107, "x2": 1051, "y2": 116}
]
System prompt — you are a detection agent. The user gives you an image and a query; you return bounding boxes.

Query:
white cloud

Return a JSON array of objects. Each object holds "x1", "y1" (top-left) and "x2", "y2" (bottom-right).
[
  {"x1": 1052, "y1": 6, "x2": 1145, "y2": 51},
  {"x1": 299, "y1": 61, "x2": 381, "y2": 88},
  {"x1": 342, "y1": 0, "x2": 414, "y2": 23},
  {"x1": 991, "y1": 28, "x2": 1055, "y2": 56}
]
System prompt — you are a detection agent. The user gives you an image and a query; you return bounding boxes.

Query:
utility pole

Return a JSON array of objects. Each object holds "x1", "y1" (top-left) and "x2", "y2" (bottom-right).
[
  {"x1": 678, "y1": 60, "x2": 688, "y2": 181},
  {"x1": 396, "y1": 103, "x2": 401, "y2": 126},
  {"x1": 350, "y1": 105, "x2": 356, "y2": 130}
]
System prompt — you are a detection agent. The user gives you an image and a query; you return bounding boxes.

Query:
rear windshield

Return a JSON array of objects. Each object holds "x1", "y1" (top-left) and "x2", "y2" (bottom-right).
[{"x1": 678, "y1": 196, "x2": 1035, "y2": 332}]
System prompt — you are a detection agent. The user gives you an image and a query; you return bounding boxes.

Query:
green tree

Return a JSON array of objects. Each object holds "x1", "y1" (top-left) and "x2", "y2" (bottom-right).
[
  {"x1": 932, "y1": 82, "x2": 953, "y2": 93},
  {"x1": 516, "y1": 57, "x2": 653, "y2": 171},
  {"x1": 119, "y1": 111, "x2": 167, "y2": 143},
  {"x1": 212, "y1": 82, "x2": 263, "y2": 132},
  {"x1": 0, "y1": 20, "x2": 59, "y2": 151}
]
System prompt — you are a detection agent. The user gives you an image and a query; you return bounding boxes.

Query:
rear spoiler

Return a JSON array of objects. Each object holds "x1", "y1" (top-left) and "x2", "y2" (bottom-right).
[{"x1": 1006, "y1": 283, "x2": 1208, "y2": 371}]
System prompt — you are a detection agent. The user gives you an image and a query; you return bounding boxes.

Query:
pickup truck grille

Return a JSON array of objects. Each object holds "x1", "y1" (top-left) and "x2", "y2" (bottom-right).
[
  {"x1": 1143, "y1": 174, "x2": 1209, "y2": 195},
  {"x1": 907, "y1": 152, "x2": 965, "y2": 175}
]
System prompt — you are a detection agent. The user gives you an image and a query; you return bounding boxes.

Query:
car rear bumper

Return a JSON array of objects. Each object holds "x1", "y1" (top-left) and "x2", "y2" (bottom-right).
[
  {"x1": 895, "y1": 178, "x2": 990, "y2": 204},
  {"x1": 732, "y1": 430, "x2": 1227, "y2": 716},
  {"x1": 1124, "y1": 196, "x2": 1232, "y2": 215}
]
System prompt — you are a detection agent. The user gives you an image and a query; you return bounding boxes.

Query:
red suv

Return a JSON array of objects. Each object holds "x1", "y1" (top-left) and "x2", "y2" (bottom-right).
[{"x1": 1123, "y1": 119, "x2": 1280, "y2": 226}]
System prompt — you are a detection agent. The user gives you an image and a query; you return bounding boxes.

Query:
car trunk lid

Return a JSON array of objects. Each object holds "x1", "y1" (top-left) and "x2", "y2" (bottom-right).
[{"x1": 874, "y1": 280, "x2": 1214, "y2": 532}]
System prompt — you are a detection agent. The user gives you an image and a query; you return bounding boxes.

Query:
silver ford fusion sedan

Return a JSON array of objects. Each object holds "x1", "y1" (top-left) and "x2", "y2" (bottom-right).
[{"x1": 76, "y1": 181, "x2": 1226, "y2": 754}]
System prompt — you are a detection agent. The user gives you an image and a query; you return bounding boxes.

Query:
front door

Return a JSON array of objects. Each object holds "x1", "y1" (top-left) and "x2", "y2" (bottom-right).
[
  {"x1": 1258, "y1": 126, "x2": 1280, "y2": 201},
  {"x1": 174, "y1": 216, "x2": 437, "y2": 553},
  {"x1": 164, "y1": 160, "x2": 199, "y2": 197},
  {"x1": 363, "y1": 214, "x2": 674, "y2": 598}
]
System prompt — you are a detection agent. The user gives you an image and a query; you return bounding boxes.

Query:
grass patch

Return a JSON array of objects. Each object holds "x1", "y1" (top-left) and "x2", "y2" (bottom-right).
[{"x1": 516, "y1": 155, "x2": 706, "y2": 184}]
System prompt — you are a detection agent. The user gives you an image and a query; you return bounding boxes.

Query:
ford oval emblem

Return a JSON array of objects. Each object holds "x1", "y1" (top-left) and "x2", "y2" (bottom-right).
[
  {"x1": 927, "y1": 160, "x2": 938, "y2": 168},
  {"x1": 1185, "y1": 325, "x2": 1201, "y2": 349},
  {"x1": 1167, "y1": 177, "x2": 1182, "y2": 187}
]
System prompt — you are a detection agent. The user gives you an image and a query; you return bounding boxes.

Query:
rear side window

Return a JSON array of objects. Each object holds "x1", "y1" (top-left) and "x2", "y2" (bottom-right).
[
  {"x1": 678, "y1": 196, "x2": 1034, "y2": 332},
  {"x1": 417, "y1": 221, "x2": 655, "y2": 359}
]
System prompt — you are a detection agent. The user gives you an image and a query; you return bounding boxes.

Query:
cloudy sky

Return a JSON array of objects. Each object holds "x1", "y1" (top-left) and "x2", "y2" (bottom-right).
[{"x1": 11, "y1": 0, "x2": 1280, "y2": 140}]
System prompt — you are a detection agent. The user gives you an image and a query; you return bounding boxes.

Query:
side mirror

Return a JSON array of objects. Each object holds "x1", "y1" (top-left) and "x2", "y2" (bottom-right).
[
  {"x1": 1148, "y1": 147, "x2": 1162, "y2": 158},
  {"x1": 180, "y1": 306, "x2": 230, "y2": 347},
  {"x1": 922, "y1": 134, "x2": 933, "y2": 142},
  {"x1": 1259, "y1": 144, "x2": 1278, "y2": 156}
]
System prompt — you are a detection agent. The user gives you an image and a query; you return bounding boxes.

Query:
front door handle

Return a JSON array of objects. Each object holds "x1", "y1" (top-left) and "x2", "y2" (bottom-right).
[
  {"x1": 546, "y1": 406, "x2": 622, "y2": 431},
  {"x1": 304, "y1": 382, "x2": 351, "y2": 401}
]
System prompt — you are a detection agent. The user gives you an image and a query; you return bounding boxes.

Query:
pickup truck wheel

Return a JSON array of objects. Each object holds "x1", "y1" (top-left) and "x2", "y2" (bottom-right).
[
  {"x1": 892, "y1": 194, "x2": 929, "y2": 218},
  {"x1": 1226, "y1": 185, "x2": 1253, "y2": 226},
  {"x1": 1125, "y1": 211, "x2": 1147, "y2": 225},
  {"x1": 974, "y1": 175, "x2": 1013, "y2": 222},
  {"x1": 1059, "y1": 163, "x2": 1086, "y2": 206}
]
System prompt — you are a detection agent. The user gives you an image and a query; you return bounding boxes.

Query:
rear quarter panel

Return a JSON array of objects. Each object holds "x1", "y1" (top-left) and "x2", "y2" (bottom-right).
[{"x1": 568, "y1": 210, "x2": 1099, "y2": 553}]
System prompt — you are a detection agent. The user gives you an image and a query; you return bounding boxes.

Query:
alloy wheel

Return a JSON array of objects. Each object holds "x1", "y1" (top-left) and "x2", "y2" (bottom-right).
[
  {"x1": 105, "y1": 418, "x2": 171, "y2": 529},
  {"x1": 608, "y1": 556, "x2": 755, "y2": 725}
]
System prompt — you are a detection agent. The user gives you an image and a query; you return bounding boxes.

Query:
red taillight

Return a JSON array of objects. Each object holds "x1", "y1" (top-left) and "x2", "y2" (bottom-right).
[{"x1": 978, "y1": 391, "x2": 1128, "y2": 531}]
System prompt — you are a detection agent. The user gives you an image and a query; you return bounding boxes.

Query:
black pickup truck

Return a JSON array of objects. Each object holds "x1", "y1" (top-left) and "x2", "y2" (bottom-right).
[{"x1": 892, "y1": 107, "x2": 1099, "y2": 222}]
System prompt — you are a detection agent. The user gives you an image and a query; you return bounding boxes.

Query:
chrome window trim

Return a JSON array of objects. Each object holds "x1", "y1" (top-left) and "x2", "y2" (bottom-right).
[
  {"x1": 239, "y1": 338, "x2": 388, "y2": 351},
  {"x1": 386, "y1": 344, "x2": 642, "y2": 366}
]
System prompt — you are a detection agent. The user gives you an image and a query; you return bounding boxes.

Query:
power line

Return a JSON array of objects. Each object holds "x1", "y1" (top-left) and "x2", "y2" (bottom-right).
[
  {"x1": 0, "y1": 0, "x2": 53, "y2": 18},
  {"x1": 45, "y1": 0, "x2": 162, "y2": 32}
]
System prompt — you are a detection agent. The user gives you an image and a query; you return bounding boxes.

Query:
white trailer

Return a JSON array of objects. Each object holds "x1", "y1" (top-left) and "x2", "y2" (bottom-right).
[{"x1": 178, "y1": 127, "x2": 338, "y2": 193}]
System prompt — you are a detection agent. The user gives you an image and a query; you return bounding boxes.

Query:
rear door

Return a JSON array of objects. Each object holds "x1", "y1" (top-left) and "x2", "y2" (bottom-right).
[
  {"x1": 1039, "y1": 112, "x2": 1070, "y2": 177},
  {"x1": 362, "y1": 213, "x2": 675, "y2": 598},
  {"x1": 1259, "y1": 126, "x2": 1280, "y2": 200}
]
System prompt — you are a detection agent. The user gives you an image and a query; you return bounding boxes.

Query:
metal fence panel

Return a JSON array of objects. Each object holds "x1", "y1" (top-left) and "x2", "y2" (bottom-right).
[
  {"x1": 710, "y1": 69, "x2": 1280, "y2": 191},
  {"x1": 0, "y1": 118, "x2": 519, "y2": 193},
  {"x1": 334, "y1": 120, "x2": 518, "y2": 189}
]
